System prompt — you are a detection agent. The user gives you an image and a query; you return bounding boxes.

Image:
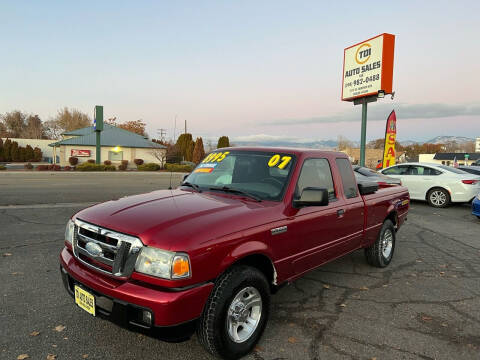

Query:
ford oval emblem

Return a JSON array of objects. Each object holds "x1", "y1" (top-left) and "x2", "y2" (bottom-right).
[{"x1": 85, "y1": 241, "x2": 103, "y2": 257}]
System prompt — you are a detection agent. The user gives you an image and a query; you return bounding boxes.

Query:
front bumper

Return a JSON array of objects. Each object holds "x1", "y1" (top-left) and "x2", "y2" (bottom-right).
[
  {"x1": 472, "y1": 197, "x2": 480, "y2": 217},
  {"x1": 60, "y1": 247, "x2": 213, "y2": 328}
]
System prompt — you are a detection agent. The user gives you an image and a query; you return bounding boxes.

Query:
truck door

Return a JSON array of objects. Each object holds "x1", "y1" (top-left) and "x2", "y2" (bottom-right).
[
  {"x1": 333, "y1": 158, "x2": 365, "y2": 253},
  {"x1": 288, "y1": 158, "x2": 344, "y2": 275}
]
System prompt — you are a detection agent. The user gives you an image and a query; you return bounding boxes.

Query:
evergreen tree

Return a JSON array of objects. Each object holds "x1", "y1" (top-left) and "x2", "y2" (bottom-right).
[
  {"x1": 25, "y1": 145, "x2": 35, "y2": 161},
  {"x1": 175, "y1": 133, "x2": 194, "y2": 162},
  {"x1": 33, "y1": 147, "x2": 43, "y2": 162},
  {"x1": 3, "y1": 139, "x2": 11, "y2": 161},
  {"x1": 192, "y1": 137, "x2": 205, "y2": 164},
  {"x1": 217, "y1": 136, "x2": 230, "y2": 148},
  {"x1": 10, "y1": 141, "x2": 20, "y2": 162}
]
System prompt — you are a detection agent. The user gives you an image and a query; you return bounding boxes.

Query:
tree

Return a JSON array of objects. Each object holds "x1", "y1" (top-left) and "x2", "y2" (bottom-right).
[
  {"x1": 3, "y1": 139, "x2": 12, "y2": 161},
  {"x1": 217, "y1": 136, "x2": 230, "y2": 149},
  {"x1": 54, "y1": 107, "x2": 91, "y2": 133},
  {"x1": 10, "y1": 141, "x2": 20, "y2": 162},
  {"x1": 337, "y1": 135, "x2": 353, "y2": 151},
  {"x1": 43, "y1": 119, "x2": 64, "y2": 139},
  {"x1": 33, "y1": 147, "x2": 42, "y2": 162},
  {"x1": 0, "y1": 138, "x2": 3, "y2": 161},
  {"x1": 24, "y1": 115, "x2": 45, "y2": 139},
  {"x1": 2, "y1": 110, "x2": 27, "y2": 138},
  {"x1": 176, "y1": 133, "x2": 194, "y2": 162},
  {"x1": 0, "y1": 122, "x2": 7, "y2": 137},
  {"x1": 192, "y1": 137, "x2": 205, "y2": 164},
  {"x1": 25, "y1": 145, "x2": 35, "y2": 161},
  {"x1": 118, "y1": 119, "x2": 147, "y2": 136}
]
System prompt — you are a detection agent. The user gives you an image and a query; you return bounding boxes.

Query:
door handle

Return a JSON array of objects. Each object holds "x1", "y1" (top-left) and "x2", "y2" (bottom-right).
[{"x1": 337, "y1": 209, "x2": 345, "y2": 217}]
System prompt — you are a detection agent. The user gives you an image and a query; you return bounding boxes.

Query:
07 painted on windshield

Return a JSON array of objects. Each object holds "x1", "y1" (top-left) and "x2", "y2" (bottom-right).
[{"x1": 184, "y1": 150, "x2": 296, "y2": 201}]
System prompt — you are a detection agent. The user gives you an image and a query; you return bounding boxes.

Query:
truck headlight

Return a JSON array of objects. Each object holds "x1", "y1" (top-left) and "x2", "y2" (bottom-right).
[
  {"x1": 135, "y1": 247, "x2": 191, "y2": 279},
  {"x1": 65, "y1": 219, "x2": 75, "y2": 244}
]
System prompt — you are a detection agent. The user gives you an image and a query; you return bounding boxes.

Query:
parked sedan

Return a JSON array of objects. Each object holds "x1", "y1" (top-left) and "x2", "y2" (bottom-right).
[
  {"x1": 353, "y1": 165, "x2": 401, "y2": 186},
  {"x1": 380, "y1": 163, "x2": 480, "y2": 207}
]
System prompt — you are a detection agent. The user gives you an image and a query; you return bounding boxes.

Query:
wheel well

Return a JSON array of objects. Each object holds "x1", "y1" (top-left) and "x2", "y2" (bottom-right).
[
  {"x1": 425, "y1": 186, "x2": 449, "y2": 201},
  {"x1": 232, "y1": 254, "x2": 277, "y2": 287},
  {"x1": 385, "y1": 211, "x2": 398, "y2": 230}
]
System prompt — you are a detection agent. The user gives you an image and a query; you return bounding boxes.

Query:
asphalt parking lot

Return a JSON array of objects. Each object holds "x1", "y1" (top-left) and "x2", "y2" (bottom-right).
[{"x1": 1, "y1": 172, "x2": 479, "y2": 360}]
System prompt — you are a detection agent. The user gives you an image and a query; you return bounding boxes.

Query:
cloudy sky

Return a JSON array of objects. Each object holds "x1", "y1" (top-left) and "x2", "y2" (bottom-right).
[{"x1": 1, "y1": 1, "x2": 479, "y2": 143}]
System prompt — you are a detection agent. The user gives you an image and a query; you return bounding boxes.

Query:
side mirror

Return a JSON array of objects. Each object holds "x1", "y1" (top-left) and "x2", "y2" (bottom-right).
[
  {"x1": 293, "y1": 187, "x2": 329, "y2": 208},
  {"x1": 183, "y1": 173, "x2": 190, "y2": 182},
  {"x1": 358, "y1": 181, "x2": 379, "y2": 195}
]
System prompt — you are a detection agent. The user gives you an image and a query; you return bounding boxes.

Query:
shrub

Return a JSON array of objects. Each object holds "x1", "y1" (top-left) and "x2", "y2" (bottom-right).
[
  {"x1": 104, "y1": 160, "x2": 112, "y2": 165},
  {"x1": 64, "y1": 166, "x2": 72, "y2": 171},
  {"x1": 36, "y1": 165, "x2": 49, "y2": 171},
  {"x1": 137, "y1": 163, "x2": 160, "y2": 171},
  {"x1": 53, "y1": 164, "x2": 61, "y2": 171},
  {"x1": 87, "y1": 159, "x2": 96, "y2": 164},
  {"x1": 24, "y1": 163, "x2": 33, "y2": 170},
  {"x1": 121, "y1": 160, "x2": 129, "y2": 166},
  {"x1": 69, "y1": 157, "x2": 78, "y2": 166},
  {"x1": 134, "y1": 158, "x2": 144, "y2": 166},
  {"x1": 104, "y1": 165, "x2": 116, "y2": 171},
  {"x1": 0, "y1": 165, "x2": 6, "y2": 171},
  {"x1": 76, "y1": 162, "x2": 105, "y2": 171},
  {"x1": 118, "y1": 164, "x2": 127, "y2": 171},
  {"x1": 164, "y1": 163, "x2": 193, "y2": 172}
]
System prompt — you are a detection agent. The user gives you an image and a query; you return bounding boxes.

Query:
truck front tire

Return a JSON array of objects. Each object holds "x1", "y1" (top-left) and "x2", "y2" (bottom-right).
[
  {"x1": 365, "y1": 219, "x2": 396, "y2": 268},
  {"x1": 196, "y1": 265, "x2": 270, "y2": 359}
]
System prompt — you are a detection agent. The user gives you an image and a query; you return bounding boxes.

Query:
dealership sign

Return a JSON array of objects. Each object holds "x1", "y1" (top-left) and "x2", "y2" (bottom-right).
[
  {"x1": 342, "y1": 33, "x2": 395, "y2": 101},
  {"x1": 71, "y1": 149, "x2": 91, "y2": 157}
]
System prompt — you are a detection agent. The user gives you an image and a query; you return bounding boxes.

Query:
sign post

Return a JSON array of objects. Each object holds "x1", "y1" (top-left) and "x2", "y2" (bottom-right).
[
  {"x1": 342, "y1": 33, "x2": 395, "y2": 166},
  {"x1": 94, "y1": 106, "x2": 103, "y2": 164}
]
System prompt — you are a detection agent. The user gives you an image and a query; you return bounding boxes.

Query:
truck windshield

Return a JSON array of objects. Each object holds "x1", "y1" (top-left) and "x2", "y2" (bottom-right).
[{"x1": 182, "y1": 150, "x2": 296, "y2": 201}]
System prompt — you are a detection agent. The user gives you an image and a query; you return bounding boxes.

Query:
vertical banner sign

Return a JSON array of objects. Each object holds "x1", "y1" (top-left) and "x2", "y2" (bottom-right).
[
  {"x1": 342, "y1": 33, "x2": 395, "y2": 101},
  {"x1": 382, "y1": 110, "x2": 397, "y2": 168}
]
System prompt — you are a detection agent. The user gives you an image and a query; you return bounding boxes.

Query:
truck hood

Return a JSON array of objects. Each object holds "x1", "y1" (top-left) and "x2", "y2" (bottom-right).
[{"x1": 75, "y1": 189, "x2": 281, "y2": 251}]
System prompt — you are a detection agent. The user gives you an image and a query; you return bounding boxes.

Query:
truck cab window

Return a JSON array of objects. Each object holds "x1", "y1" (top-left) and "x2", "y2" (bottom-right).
[
  {"x1": 336, "y1": 158, "x2": 358, "y2": 199},
  {"x1": 296, "y1": 158, "x2": 336, "y2": 200}
]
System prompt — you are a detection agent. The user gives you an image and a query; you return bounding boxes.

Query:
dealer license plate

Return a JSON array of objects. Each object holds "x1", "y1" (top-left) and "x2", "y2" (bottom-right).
[{"x1": 74, "y1": 285, "x2": 96, "y2": 316}]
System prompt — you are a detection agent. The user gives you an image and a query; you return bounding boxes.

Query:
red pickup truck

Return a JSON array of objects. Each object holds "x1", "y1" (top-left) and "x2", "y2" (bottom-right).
[{"x1": 60, "y1": 147, "x2": 409, "y2": 359}]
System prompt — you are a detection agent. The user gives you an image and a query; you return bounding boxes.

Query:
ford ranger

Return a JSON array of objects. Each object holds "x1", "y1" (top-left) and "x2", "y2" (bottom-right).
[{"x1": 60, "y1": 147, "x2": 409, "y2": 359}]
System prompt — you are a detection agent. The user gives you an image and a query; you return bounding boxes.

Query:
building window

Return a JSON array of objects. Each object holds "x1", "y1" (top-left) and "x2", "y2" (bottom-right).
[{"x1": 108, "y1": 151, "x2": 123, "y2": 161}]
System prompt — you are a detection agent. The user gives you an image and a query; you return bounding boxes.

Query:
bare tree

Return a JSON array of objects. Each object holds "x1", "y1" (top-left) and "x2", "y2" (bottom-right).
[
  {"x1": 150, "y1": 145, "x2": 168, "y2": 168},
  {"x1": 337, "y1": 135, "x2": 353, "y2": 151}
]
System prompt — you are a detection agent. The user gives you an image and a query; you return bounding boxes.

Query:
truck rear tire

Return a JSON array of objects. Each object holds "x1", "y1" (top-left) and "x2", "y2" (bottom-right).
[
  {"x1": 365, "y1": 219, "x2": 395, "y2": 268},
  {"x1": 196, "y1": 265, "x2": 270, "y2": 359}
]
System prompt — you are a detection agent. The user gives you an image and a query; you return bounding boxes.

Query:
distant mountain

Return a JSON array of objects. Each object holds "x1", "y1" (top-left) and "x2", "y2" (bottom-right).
[
  {"x1": 231, "y1": 135, "x2": 476, "y2": 149},
  {"x1": 234, "y1": 139, "x2": 340, "y2": 149},
  {"x1": 424, "y1": 136, "x2": 475, "y2": 144},
  {"x1": 398, "y1": 140, "x2": 419, "y2": 146}
]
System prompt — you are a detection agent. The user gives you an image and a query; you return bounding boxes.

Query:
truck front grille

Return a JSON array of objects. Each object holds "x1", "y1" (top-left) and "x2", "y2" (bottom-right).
[{"x1": 72, "y1": 219, "x2": 143, "y2": 278}]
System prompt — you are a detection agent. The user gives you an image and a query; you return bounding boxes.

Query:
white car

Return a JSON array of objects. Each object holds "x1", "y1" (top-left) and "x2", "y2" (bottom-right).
[{"x1": 380, "y1": 163, "x2": 480, "y2": 208}]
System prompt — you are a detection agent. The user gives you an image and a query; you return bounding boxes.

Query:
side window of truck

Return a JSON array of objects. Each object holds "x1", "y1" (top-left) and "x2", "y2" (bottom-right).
[
  {"x1": 296, "y1": 158, "x2": 336, "y2": 200},
  {"x1": 336, "y1": 158, "x2": 358, "y2": 199}
]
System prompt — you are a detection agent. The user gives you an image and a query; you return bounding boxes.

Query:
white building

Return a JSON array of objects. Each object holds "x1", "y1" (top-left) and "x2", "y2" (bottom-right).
[
  {"x1": 476, "y1": 137, "x2": 480, "y2": 152},
  {"x1": 49, "y1": 124, "x2": 166, "y2": 168}
]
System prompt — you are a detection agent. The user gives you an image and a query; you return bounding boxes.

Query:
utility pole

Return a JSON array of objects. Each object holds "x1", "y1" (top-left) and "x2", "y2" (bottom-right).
[
  {"x1": 157, "y1": 129, "x2": 167, "y2": 142},
  {"x1": 94, "y1": 106, "x2": 103, "y2": 164}
]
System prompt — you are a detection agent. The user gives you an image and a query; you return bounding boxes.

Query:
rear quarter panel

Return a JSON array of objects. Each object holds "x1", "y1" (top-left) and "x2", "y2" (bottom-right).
[{"x1": 362, "y1": 185, "x2": 409, "y2": 248}]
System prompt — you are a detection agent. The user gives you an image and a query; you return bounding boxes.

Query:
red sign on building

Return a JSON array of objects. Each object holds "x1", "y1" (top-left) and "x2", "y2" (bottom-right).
[{"x1": 71, "y1": 149, "x2": 91, "y2": 157}]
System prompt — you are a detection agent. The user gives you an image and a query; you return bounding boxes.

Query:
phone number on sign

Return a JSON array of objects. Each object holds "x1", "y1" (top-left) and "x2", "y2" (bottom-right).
[{"x1": 345, "y1": 74, "x2": 380, "y2": 88}]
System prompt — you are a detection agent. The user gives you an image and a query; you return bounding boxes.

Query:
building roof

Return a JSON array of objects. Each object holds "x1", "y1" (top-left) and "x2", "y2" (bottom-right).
[
  {"x1": 433, "y1": 153, "x2": 480, "y2": 161},
  {"x1": 49, "y1": 124, "x2": 165, "y2": 149}
]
